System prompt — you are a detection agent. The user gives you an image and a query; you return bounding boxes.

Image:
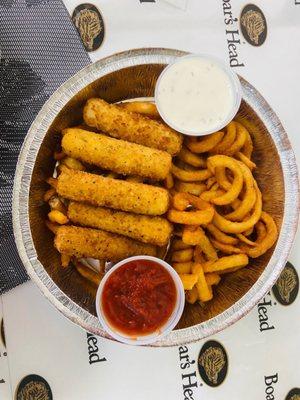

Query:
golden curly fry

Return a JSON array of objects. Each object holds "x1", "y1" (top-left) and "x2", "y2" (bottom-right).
[
  {"x1": 210, "y1": 239, "x2": 243, "y2": 254},
  {"x1": 212, "y1": 183, "x2": 262, "y2": 233},
  {"x1": 192, "y1": 263, "x2": 213, "y2": 302},
  {"x1": 207, "y1": 155, "x2": 243, "y2": 205},
  {"x1": 174, "y1": 181, "x2": 206, "y2": 196},
  {"x1": 203, "y1": 254, "x2": 248, "y2": 273},
  {"x1": 210, "y1": 121, "x2": 236, "y2": 154},
  {"x1": 186, "y1": 286, "x2": 199, "y2": 304},
  {"x1": 235, "y1": 151, "x2": 256, "y2": 170},
  {"x1": 205, "y1": 273, "x2": 221, "y2": 286},
  {"x1": 177, "y1": 146, "x2": 206, "y2": 168},
  {"x1": 171, "y1": 248, "x2": 194, "y2": 262},
  {"x1": 118, "y1": 101, "x2": 160, "y2": 119},
  {"x1": 171, "y1": 164, "x2": 212, "y2": 182},
  {"x1": 168, "y1": 192, "x2": 214, "y2": 225},
  {"x1": 236, "y1": 233, "x2": 257, "y2": 247},
  {"x1": 48, "y1": 210, "x2": 69, "y2": 225},
  {"x1": 223, "y1": 122, "x2": 247, "y2": 156},
  {"x1": 179, "y1": 273, "x2": 198, "y2": 290},
  {"x1": 186, "y1": 131, "x2": 224, "y2": 153},
  {"x1": 183, "y1": 226, "x2": 218, "y2": 261},
  {"x1": 206, "y1": 223, "x2": 238, "y2": 245},
  {"x1": 240, "y1": 212, "x2": 278, "y2": 257},
  {"x1": 225, "y1": 161, "x2": 256, "y2": 221},
  {"x1": 172, "y1": 262, "x2": 193, "y2": 274}
]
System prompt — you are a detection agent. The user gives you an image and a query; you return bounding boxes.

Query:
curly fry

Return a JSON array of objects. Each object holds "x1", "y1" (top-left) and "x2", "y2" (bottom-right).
[
  {"x1": 177, "y1": 146, "x2": 206, "y2": 168},
  {"x1": 205, "y1": 273, "x2": 221, "y2": 286},
  {"x1": 174, "y1": 181, "x2": 206, "y2": 196},
  {"x1": 118, "y1": 101, "x2": 160, "y2": 119},
  {"x1": 210, "y1": 121, "x2": 236, "y2": 153},
  {"x1": 207, "y1": 155, "x2": 243, "y2": 205},
  {"x1": 206, "y1": 177, "x2": 217, "y2": 189},
  {"x1": 171, "y1": 164, "x2": 212, "y2": 182},
  {"x1": 61, "y1": 157, "x2": 85, "y2": 171},
  {"x1": 236, "y1": 233, "x2": 257, "y2": 247},
  {"x1": 203, "y1": 254, "x2": 248, "y2": 273},
  {"x1": 212, "y1": 183, "x2": 262, "y2": 233},
  {"x1": 244, "y1": 225, "x2": 254, "y2": 236},
  {"x1": 186, "y1": 131, "x2": 224, "y2": 153},
  {"x1": 186, "y1": 286, "x2": 198, "y2": 304},
  {"x1": 210, "y1": 239, "x2": 243, "y2": 254},
  {"x1": 192, "y1": 263, "x2": 213, "y2": 302},
  {"x1": 172, "y1": 238, "x2": 191, "y2": 250},
  {"x1": 223, "y1": 122, "x2": 247, "y2": 156},
  {"x1": 48, "y1": 210, "x2": 69, "y2": 225},
  {"x1": 171, "y1": 248, "x2": 194, "y2": 262},
  {"x1": 206, "y1": 223, "x2": 238, "y2": 245},
  {"x1": 168, "y1": 193, "x2": 214, "y2": 225},
  {"x1": 179, "y1": 273, "x2": 198, "y2": 290},
  {"x1": 172, "y1": 262, "x2": 193, "y2": 274},
  {"x1": 241, "y1": 212, "x2": 278, "y2": 258},
  {"x1": 236, "y1": 151, "x2": 256, "y2": 170},
  {"x1": 256, "y1": 221, "x2": 267, "y2": 241},
  {"x1": 182, "y1": 226, "x2": 218, "y2": 261},
  {"x1": 225, "y1": 161, "x2": 256, "y2": 221}
]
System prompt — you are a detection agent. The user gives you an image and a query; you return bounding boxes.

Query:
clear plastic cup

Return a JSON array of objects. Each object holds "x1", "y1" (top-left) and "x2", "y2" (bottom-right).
[
  {"x1": 155, "y1": 53, "x2": 242, "y2": 136},
  {"x1": 96, "y1": 256, "x2": 185, "y2": 346}
]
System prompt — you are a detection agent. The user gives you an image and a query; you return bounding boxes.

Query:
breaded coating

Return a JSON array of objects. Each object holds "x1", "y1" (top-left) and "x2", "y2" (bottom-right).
[
  {"x1": 55, "y1": 225, "x2": 156, "y2": 261},
  {"x1": 83, "y1": 98, "x2": 183, "y2": 155},
  {"x1": 62, "y1": 128, "x2": 171, "y2": 180},
  {"x1": 57, "y1": 169, "x2": 169, "y2": 216},
  {"x1": 68, "y1": 202, "x2": 173, "y2": 246}
]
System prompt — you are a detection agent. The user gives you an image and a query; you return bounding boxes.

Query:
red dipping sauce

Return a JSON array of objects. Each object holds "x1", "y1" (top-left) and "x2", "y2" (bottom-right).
[{"x1": 101, "y1": 259, "x2": 177, "y2": 337}]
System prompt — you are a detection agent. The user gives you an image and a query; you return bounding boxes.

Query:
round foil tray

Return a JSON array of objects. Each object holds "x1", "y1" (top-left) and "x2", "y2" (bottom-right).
[{"x1": 13, "y1": 48, "x2": 299, "y2": 346}]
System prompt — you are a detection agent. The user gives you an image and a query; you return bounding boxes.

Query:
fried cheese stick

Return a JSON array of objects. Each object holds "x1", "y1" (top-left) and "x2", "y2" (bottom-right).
[
  {"x1": 83, "y1": 98, "x2": 183, "y2": 155},
  {"x1": 68, "y1": 201, "x2": 173, "y2": 246},
  {"x1": 55, "y1": 225, "x2": 156, "y2": 261},
  {"x1": 62, "y1": 128, "x2": 171, "y2": 180},
  {"x1": 57, "y1": 169, "x2": 169, "y2": 216}
]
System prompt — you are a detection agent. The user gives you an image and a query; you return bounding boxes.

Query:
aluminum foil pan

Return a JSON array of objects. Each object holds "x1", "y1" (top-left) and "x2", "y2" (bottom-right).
[{"x1": 13, "y1": 48, "x2": 299, "y2": 346}]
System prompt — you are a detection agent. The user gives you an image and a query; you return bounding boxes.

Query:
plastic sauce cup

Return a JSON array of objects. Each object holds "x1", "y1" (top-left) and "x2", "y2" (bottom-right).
[
  {"x1": 155, "y1": 54, "x2": 242, "y2": 136},
  {"x1": 96, "y1": 256, "x2": 185, "y2": 346}
]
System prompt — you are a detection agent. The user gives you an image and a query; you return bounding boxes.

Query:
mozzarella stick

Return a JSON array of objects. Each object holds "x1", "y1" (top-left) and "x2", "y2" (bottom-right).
[
  {"x1": 83, "y1": 98, "x2": 183, "y2": 155},
  {"x1": 55, "y1": 225, "x2": 156, "y2": 261},
  {"x1": 68, "y1": 202, "x2": 173, "y2": 246},
  {"x1": 62, "y1": 128, "x2": 171, "y2": 180},
  {"x1": 57, "y1": 169, "x2": 169, "y2": 215}
]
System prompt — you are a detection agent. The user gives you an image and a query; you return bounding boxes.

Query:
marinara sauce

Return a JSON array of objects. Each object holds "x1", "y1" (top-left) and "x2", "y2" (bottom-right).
[{"x1": 101, "y1": 259, "x2": 177, "y2": 336}]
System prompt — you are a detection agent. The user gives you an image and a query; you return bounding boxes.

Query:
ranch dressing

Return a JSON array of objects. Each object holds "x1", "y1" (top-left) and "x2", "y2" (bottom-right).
[{"x1": 155, "y1": 55, "x2": 241, "y2": 136}]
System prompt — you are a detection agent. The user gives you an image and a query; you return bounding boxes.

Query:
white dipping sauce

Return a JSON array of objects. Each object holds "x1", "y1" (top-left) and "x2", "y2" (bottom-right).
[{"x1": 155, "y1": 56, "x2": 239, "y2": 135}]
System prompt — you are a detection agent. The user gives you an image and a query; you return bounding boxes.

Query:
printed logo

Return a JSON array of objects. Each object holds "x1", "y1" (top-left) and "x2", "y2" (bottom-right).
[
  {"x1": 286, "y1": 388, "x2": 300, "y2": 400},
  {"x1": 272, "y1": 262, "x2": 299, "y2": 306},
  {"x1": 15, "y1": 375, "x2": 52, "y2": 400},
  {"x1": 72, "y1": 3, "x2": 105, "y2": 52},
  {"x1": 240, "y1": 4, "x2": 267, "y2": 46},
  {"x1": 0, "y1": 318, "x2": 5, "y2": 348},
  {"x1": 198, "y1": 340, "x2": 228, "y2": 387}
]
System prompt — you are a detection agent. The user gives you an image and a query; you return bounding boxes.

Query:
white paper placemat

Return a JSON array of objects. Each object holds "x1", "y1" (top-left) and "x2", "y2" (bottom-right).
[{"x1": 1, "y1": 0, "x2": 300, "y2": 398}]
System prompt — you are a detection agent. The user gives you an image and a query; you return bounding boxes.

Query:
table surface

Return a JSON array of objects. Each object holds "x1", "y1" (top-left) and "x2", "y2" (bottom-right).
[{"x1": 1, "y1": 1, "x2": 300, "y2": 399}]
